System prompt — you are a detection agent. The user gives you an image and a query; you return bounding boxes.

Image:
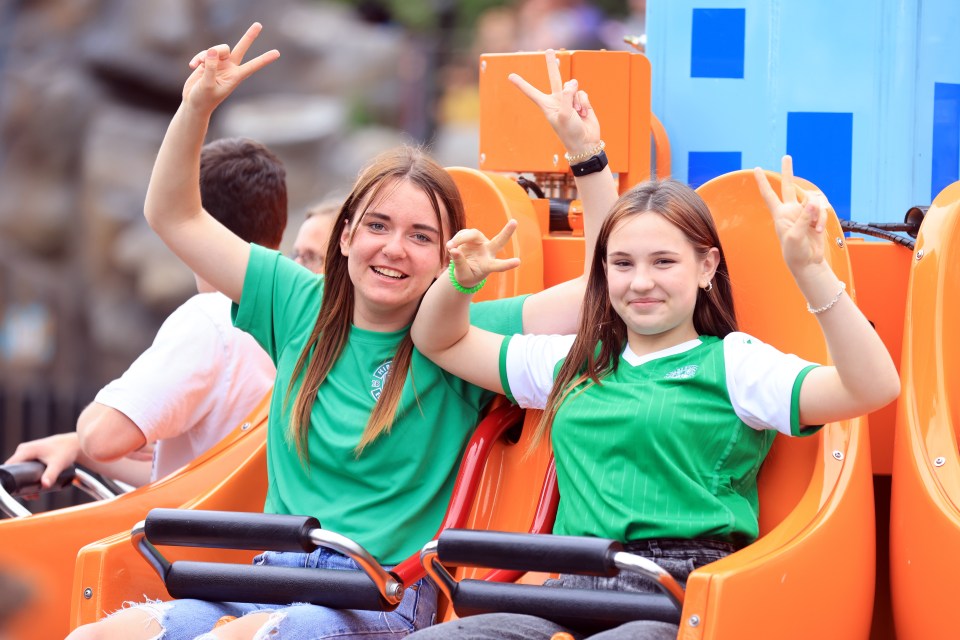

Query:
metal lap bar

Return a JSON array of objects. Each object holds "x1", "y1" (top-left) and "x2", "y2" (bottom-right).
[
  {"x1": 132, "y1": 521, "x2": 172, "y2": 580},
  {"x1": 612, "y1": 551, "x2": 684, "y2": 608},
  {"x1": 307, "y1": 528, "x2": 404, "y2": 603},
  {"x1": 0, "y1": 488, "x2": 31, "y2": 518},
  {"x1": 420, "y1": 539, "x2": 684, "y2": 611},
  {"x1": 421, "y1": 541, "x2": 456, "y2": 602},
  {"x1": 73, "y1": 468, "x2": 120, "y2": 502},
  {"x1": 131, "y1": 519, "x2": 404, "y2": 605}
]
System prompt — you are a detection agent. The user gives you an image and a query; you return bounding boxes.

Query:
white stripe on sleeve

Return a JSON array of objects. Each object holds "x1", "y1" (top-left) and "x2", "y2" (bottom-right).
[
  {"x1": 723, "y1": 332, "x2": 817, "y2": 436},
  {"x1": 505, "y1": 334, "x2": 576, "y2": 410}
]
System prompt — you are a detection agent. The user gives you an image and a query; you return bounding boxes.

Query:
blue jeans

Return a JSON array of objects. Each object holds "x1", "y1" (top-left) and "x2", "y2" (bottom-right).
[
  {"x1": 406, "y1": 538, "x2": 737, "y2": 640},
  {"x1": 124, "y1": 548, "x2": 437, "y2": 639}
]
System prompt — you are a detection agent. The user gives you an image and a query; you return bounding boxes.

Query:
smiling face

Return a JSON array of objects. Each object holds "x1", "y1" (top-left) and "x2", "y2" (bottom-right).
[
  {"x1": 340, "y1": 178, "x2": 449, "y2": 331},
  {"x1": 605, "y1": 212, "x2": 719, "y2": 355}
]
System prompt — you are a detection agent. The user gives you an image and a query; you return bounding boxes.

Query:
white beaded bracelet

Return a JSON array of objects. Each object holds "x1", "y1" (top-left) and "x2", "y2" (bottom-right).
[{"x1": 806, "y1": 281, "x2": 846, "y2": 315}]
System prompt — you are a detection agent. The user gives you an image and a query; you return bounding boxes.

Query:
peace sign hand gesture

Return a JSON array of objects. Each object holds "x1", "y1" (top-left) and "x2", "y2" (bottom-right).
[
  {"x1": 754, "y1": 155, "x2": 829, "y2": 276},
  {"x1": 182, "y1": 22, "x2": 279, "y2": 115},
  {"x1": 508, "y1": 49, "x2": 601, "y2": 157},
  {"x1": 447, "y1": 220, "x2": 522, "y2": 291}
]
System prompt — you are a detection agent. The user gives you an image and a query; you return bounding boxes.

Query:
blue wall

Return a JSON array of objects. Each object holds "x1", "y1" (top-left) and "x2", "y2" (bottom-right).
[{"x1": 646, "y1": 0, "x2": 960, "y2": 222}]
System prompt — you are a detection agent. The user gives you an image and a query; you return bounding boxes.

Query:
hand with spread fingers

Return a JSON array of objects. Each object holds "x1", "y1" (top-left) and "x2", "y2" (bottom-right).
[
  {"x1": 502, "y1": 50, "x2": 616, "y2": 332},
  {"x1": 447, "y1": 220, "x2": 522, "y2": 290},
  {"x1": 508, "y1": 49, "x2": 601, "y2": 158},
  {"x1": 181, "y1": 22, "x2": 279, "y2": 115},
  {"x1": 753, "y1": 155, "x2": 829, "y2": 275}
]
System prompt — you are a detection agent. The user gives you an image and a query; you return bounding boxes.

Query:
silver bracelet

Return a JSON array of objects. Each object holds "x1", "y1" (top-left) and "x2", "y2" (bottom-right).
[{"x1": 806, "y1": 281, "x2": 846, "y2": 315}]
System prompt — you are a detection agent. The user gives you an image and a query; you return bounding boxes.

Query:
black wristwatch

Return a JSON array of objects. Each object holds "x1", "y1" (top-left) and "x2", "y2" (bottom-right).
[{"x1": 570, "y1": 150, "x2": 608, "y2": 177}]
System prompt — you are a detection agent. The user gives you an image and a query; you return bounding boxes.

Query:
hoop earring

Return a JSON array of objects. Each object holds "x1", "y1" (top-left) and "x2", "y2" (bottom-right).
[{"x1": 702, "y1": 281, "x2": 713, "y2": 292}]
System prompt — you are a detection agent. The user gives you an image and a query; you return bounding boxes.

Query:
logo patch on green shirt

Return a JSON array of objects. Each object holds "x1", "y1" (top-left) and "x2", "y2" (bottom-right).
[
  {"x1": 664, "y1": 364, "x2": 699, "y2": 380},
  {"x1": 370, "y1": 360, "x2": 392, "y2": 400}
]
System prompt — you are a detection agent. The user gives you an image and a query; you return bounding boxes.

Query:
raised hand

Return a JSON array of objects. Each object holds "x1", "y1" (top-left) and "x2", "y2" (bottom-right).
[
  {"x1": 447, "y1": 220, "x2": 522, "y2": 290},
  {"x1": 754, "y1": 155, "x2": 829, "y2": 274},
  {"x1": 508, "y1": 49, "x2": 601, "y2": 156},
  {"x1": 181, "y1": 22, "x2": 279, "y2": 114}
]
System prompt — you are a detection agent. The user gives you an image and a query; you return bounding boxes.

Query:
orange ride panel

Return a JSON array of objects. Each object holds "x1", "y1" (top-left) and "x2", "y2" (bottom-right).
[
  {"x1": 1, "y1": 391, "x2": 270, "y2": 640},
  {"x1": 676, "y1": 170, "x2": 875, "y2": 640},
  {"x1": 478, "y1": 50, "x2": 650, "y2": 187},
  {"x1": 889, "y1": 187, "x2": 960, "y2": 639}
]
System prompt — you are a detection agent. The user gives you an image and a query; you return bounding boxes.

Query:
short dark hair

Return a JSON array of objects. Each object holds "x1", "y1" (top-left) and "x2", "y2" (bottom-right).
[{"x1": 199, "y1": 137, "x2": 287, "y2": 249}]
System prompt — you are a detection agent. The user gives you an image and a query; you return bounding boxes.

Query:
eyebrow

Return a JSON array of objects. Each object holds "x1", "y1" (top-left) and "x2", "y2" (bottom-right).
[
  {"x1": 607, "y1": 249, "x2": 681, "y2": 258},
  {"x1": 366, "y1": 211, "x2": 441, "y2": 235}
]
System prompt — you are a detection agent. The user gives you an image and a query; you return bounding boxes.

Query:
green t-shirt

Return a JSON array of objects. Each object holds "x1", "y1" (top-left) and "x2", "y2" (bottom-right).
[
  {"x1": 233, "y1": 244, "x2": 526, "y2": 563},
  {"x1": 499, "y1": 333, "x2": 819, "y2": 544}
]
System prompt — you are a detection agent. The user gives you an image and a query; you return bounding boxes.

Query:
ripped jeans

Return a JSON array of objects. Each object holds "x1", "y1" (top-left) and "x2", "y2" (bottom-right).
[{"x1": 122, "y1": 547, "x2": 437, "y2": 639}]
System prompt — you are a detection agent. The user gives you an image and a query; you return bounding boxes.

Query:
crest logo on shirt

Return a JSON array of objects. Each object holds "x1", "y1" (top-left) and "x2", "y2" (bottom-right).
[
  {"x1": 664, "y1": 364, "x2": 699, "y2": 380},
  {"x1": 370, "y1": 360, "x2": 392, "y2": 401}
]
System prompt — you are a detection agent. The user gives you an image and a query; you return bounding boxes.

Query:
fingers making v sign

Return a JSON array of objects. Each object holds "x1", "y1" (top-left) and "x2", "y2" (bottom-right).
[
  {"x1": 508, "y1": 49, "x2": 602, "y2": 158},
  {"x1": 447, "y1": 220, "x2": 522, "y2": 290},
  {"x1": 754, "y1": 155, "x2": 830, "y2": 275},
  {"x1": 181, "y1": 22, "x2": 280, "y2": 114}
]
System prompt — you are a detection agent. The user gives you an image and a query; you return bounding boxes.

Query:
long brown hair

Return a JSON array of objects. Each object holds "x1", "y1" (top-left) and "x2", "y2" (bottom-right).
[
  {"x1": 532, "y1": 180, "x2": 738, "y2": 449},
  {"x1": 285, "y1": 147, "x2": 466, "y2": 458}
]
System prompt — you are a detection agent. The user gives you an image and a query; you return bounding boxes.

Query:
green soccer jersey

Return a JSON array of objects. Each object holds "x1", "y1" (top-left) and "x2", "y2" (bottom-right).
[
  {"x1": 233, "y1": 244, "x2": 526, "y2": 563},
  {"x1": 499, "y1": 333, "x2": 819, "y2": 544}
]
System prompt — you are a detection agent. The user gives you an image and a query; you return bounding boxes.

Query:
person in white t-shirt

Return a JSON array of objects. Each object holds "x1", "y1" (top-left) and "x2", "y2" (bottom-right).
[{"x1": 6, "y1": 137, "x2": 287, "y2": 488}]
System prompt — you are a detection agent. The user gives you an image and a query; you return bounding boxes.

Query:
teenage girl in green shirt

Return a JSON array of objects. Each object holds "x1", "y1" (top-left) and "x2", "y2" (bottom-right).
[{"x1": 406, "y1": 54, "x2": 901, "y2": 640}]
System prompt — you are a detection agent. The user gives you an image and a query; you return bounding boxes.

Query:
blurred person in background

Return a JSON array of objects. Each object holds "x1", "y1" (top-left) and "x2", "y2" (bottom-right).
[
  {"x1": 291, "y1": 198, "x2": 340, "y2": 274},
  {"x1": 5, "y1": 137, "x2": 286, "y2": 490}
]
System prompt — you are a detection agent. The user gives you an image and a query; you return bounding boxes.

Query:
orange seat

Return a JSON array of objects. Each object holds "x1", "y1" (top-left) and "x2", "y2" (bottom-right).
[
  {"x1": 888, "y1": 184, "x2": 960, "y2": 639},
  {"x1": 666, "y1": 171, "x2": 874, "y2": 639},
  {"x1": 0, "y1": 392, "x2": 271, "y2": 640},
  {"x1": 67, "y1": 166, "x2": 546, "y2": 631}
]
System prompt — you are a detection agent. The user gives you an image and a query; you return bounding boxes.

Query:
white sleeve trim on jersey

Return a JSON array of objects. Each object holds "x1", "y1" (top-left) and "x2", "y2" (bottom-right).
[
  {"x1": 505, "y1": 334, "x2": 576, "y2": 410},
  {"x1": 723, "y1": 332, "x2": 818, "y2": 436}
]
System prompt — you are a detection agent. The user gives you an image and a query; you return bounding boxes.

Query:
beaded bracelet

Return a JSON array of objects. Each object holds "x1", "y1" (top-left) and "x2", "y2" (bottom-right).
[
  {"x1": 448, "y1": 260, "x2": 487, "y2": 294},
  {"x1": 564, "y1": 140, "x2": 606, "y2": 165},
  {"x1": 806, "y1": 281, "x2": 846, "y2": 315}
]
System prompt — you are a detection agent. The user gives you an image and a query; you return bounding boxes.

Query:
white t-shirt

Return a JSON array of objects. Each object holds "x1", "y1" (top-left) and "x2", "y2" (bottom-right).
[{"x1": 95, "y1": 292, "x2": 275, "y2": 481}]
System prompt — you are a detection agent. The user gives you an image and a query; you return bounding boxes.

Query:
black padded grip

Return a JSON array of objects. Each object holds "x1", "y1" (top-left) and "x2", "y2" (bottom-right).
[
  {"x1": 437, "y1": 530, "x2": 622, "y2": 576},
  {"x1": 453, "y1": 580, "x2": 680, "y2": 633},
  {"x1": 0, "y1": 462, "x2": 75, "y2": 496},
  {"x1": 145, "y1": 509, "x2": 321, "y2": 552},
  {"x1": 166, "y1": 561, "x2": 392, "y2": 611}
]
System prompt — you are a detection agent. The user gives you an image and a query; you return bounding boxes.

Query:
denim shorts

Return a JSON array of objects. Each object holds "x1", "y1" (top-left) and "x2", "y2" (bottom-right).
[{"x1": 122, "y1": 547, "x2": 438, "y2": 639}]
